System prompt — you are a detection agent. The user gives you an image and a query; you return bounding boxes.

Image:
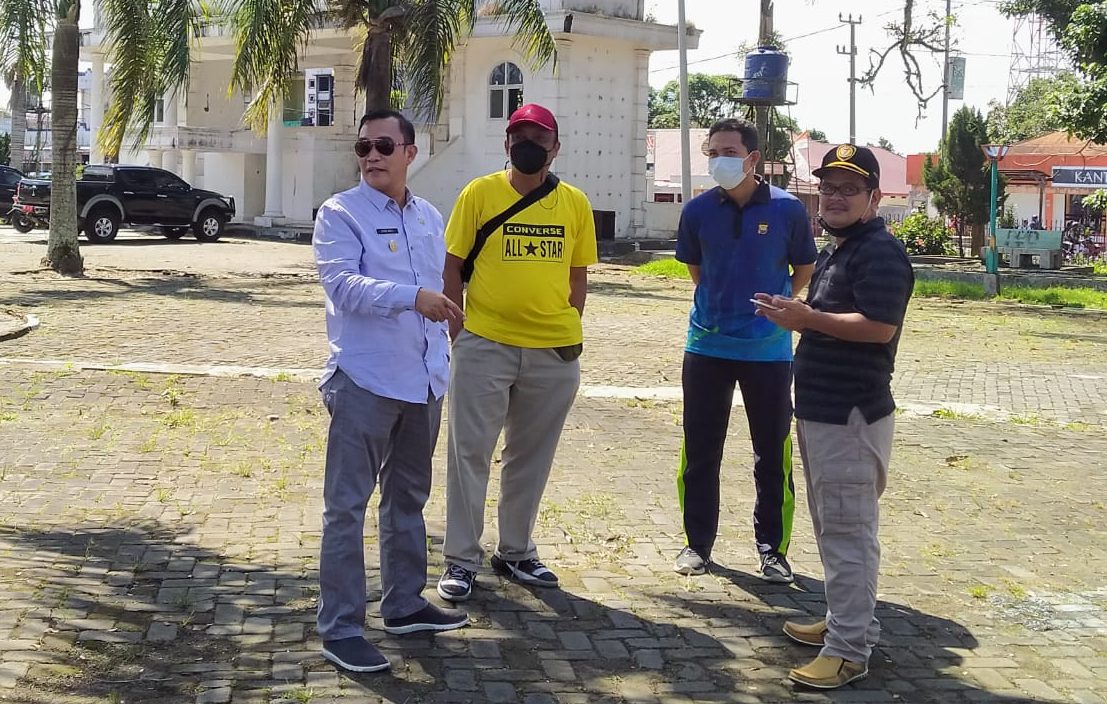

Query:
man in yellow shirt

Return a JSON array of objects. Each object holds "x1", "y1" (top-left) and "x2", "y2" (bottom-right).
[{"x1": 437, "y1": 104, "x2": 598, "y2": 601}]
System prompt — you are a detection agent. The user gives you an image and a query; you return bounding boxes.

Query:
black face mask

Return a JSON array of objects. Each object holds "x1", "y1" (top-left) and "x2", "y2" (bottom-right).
[
  {"x1": 818, "y1": 216, "x2": 867, "y2": 239},
  {"x1": 509, "y1": 140, "x2": 550, "y2": 175}
]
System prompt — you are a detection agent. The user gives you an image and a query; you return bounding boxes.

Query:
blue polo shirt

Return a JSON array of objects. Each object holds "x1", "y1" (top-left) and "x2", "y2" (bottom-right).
[{"x1": 675, "y1": 180, "x2": 817, "y2": 362}]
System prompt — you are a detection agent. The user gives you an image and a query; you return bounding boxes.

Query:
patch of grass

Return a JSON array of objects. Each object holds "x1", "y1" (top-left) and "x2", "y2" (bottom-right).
[
  {"x1": 1002, "y1": 579, "x2": 1028, "y2": 599},
  {"x1": 87, "y1": 422, "x2": 111, "y2": 440},
  {"x1": 624, "y1": 397, "x2": 656, "y2": 409},
  {"x1": 273, "y1": 371, "x2": 295, "y2": 383},
  {"x1": 138, "y1": 434, "x2": 159, "y2": 453},
  {"x1": 998, "y1": 284, "x2": 1107, "y2": 310},
  {"x1": 913, "y1": 280, "x2": 989, "y2": 300},
  {"x1": 231, "y1": 461, "x2": 253, "y2": 478},
  {"x1": 633, "y1": 259, "x2": 691, "y2": 280},
  {"x1": 923, "y1": 542, "x2": 951, "y2": 558},
  {"x1": 108, "y1": 370, "x2": 153, "y2": 390},
  {"x1": 913, "y1": 279, "x2": 1107, "y2": 310},
  {"x1": 0, "y1": 410, "x2": 17, "y2": 423},
  {"x1": 969, "y1": 585, "x2": 991, "y2": 599},
  {"x1": 1010, "y1": 413, "x2": 1045, "y2": 425},
  {"x1": 287, "y1": 688, "x2": 315, "y2": 703},
  {"x1": 931, "y1": 408, "x2": 982, "y2": 421},
  {"x1": 154, "y1": 488, "x2": 173, "y2": 503},
  {"x1": 161, "y1": 375, "x2": 185, "y2": 407},
  {"x1": 1064, "y1": 421, "x2": 1093, "y2": 432},
  {"x1": 161, "y1": 408, "x2": 196, "y2": 429}
]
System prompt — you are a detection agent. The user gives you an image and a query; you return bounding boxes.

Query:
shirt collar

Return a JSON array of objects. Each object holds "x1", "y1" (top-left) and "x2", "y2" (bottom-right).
[
  {"x1": 715, "y1": 176, "x2": 772, "y2": 208},
  {"x1": 359, "y1": 179, "x2": 416, "y2": 212}
]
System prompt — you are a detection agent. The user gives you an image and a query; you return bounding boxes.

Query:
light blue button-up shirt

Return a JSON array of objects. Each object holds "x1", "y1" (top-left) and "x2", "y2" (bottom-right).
[{"x1": 313, "y1": 180, "x2": 449, "y2": 403}]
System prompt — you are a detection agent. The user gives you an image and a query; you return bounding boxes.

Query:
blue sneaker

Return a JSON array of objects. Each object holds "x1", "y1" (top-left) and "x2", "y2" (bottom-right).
[{"x1": 321, "y1": 636, "x2": 390, "y2": 673}]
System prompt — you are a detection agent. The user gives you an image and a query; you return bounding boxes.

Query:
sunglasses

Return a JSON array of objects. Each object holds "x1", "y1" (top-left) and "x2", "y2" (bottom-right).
[{"x1": 353, "y1": 137, "x2": 413, "y2": 158}]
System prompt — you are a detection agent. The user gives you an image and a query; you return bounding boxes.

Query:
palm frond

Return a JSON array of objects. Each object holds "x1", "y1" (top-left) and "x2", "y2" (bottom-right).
[
  {"x1": 99, "y1": 0, "x2": 154, "y2": 157},
  {"x1": 99, "y1": 0, "x2": 205, "y2": 157},
  {"x1": 230, "y1": 0, "x2": 319, "y2": 132},
  {"x1": 476, "y1": 0, "x2": 556, "y2": 72},
  {"x1": 0, "y1": 0, "x2": 51, "y2": 92},
  {"x1": 396, "y1": 0, "x2": 474, "y2": 120}
]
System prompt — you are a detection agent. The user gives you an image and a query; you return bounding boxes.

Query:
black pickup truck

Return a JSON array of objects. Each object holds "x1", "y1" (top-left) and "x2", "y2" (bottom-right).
[
  {"x1": 1, "y1": 165, "x2": 22, "y2": 218},
  {"x1": 15, "y1": 165, "x2": 236, "y2": 243}
]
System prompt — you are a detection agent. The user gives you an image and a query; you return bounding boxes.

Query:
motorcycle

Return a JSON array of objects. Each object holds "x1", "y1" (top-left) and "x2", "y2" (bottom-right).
[{"x1": 7, "y1": 201, "x2": 49, "y2": 234}]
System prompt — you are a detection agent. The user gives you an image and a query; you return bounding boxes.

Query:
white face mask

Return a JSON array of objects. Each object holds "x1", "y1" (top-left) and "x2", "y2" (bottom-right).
[{"x1": 708, "y1": 156, "x2": 749, "y2": 191}]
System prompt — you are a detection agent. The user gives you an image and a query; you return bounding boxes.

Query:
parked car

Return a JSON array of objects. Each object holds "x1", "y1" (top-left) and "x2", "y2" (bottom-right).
[
  {"x1": 1, "y1": 165, "x2": 23, "y2": 222},
  {"x1": 15, "y1": 165, "x2": 236, "y2": 243}
]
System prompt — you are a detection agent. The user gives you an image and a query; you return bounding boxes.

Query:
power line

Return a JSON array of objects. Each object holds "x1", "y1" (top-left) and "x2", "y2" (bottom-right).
[{"x1": 649, "y1": 4, "x2": 907, "y2": 75}]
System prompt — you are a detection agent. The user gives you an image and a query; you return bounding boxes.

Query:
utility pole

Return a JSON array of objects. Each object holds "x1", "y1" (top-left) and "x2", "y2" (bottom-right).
[
  {"x1": 677, "y1": 0, "x2": 692, "y2": 204},
  {"x1": 940, "y1": 0, "x2": 952, "y2": 144},
  {"x1": 754, "y1": 0, "x2": 774, "y2": 176},
  {"x1": 837, "y1": 13, "x2": 862, "y2": 145}
]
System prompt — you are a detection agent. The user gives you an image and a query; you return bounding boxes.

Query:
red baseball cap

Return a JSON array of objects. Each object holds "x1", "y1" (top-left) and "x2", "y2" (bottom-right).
[{"x1": 507, "y1": 103, "x2": 558, "y2": 134}]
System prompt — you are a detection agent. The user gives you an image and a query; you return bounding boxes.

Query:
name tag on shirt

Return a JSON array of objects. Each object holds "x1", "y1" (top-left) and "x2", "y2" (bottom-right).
[{"x1": 376, "y1": 228, "x2": 399, "y2": 235}]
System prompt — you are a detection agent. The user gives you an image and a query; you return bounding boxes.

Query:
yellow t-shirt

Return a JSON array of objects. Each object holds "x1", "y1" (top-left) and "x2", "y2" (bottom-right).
[{"x1": 446, "y1": 171, "x2": 599, "y2": 348}]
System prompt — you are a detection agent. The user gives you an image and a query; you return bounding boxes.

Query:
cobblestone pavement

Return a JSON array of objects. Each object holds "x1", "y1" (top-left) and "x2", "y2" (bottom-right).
[{"x1": 1, "y1": 232, "x2": 1106, "y2": 702}]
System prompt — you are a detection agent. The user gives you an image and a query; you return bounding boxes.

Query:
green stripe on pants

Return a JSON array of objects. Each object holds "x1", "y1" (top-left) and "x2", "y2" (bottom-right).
[{"x1": 778, "y1": 434, "x2": 795, "y2": 556}]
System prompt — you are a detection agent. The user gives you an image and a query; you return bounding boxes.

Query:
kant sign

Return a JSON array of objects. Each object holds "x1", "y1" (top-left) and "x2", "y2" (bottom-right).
[{"x1": 1053, "y1": 166, "x2": 1107, "y2": 188}]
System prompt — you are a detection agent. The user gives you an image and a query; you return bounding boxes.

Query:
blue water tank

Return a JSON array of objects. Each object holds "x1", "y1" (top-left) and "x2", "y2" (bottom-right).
[{"x1": 742, "y1": 47, "x2": 789, "y2": 105}]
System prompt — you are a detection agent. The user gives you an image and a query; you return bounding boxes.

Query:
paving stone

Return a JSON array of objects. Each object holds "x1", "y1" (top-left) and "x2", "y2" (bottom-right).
[
  {"x1": 146, "y1": 622, "x2": 178, "y2": 642},
  {"x1": 3, "y1": 254, "x2": 1107, "y2": 703}
]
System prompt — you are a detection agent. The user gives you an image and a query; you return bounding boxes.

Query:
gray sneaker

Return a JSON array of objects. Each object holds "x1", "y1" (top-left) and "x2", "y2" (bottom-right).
[
  {"x1": 759, "y1": 551, "x2": 794, "y2": 584},
  {"x1": 674, "y1": 546, "x2": 707, "y2": 575}
]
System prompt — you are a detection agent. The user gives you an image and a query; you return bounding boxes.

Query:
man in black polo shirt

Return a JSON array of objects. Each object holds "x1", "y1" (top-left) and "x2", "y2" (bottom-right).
[{"x1": 754, "y1": 144, "x2": 913, "y2": 690}]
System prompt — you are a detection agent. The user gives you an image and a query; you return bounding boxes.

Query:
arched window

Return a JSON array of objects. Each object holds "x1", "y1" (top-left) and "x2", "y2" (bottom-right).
[{"x1": 489, "y1": 62, "x2": 523, "y2": 119}]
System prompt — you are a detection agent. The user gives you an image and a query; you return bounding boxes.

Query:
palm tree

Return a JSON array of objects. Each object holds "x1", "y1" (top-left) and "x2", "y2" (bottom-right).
[
  {"x1": 230, "y1": 0, "x2": 558, "y2": 131},
  {"x1": 96, "y1": 0, "x2": 206, "y2": 159},
  {"x1": 44, "y1": 0, "x2": 83, "y2": 275},
  {"x1": 0, "y1": 0, "x2": 50, "y2": 173}
]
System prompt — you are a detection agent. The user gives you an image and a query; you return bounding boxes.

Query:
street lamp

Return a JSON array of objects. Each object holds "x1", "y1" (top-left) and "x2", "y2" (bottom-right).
[{"x1": 981, "y1": 144, "x2": 1010, "y2": 275}]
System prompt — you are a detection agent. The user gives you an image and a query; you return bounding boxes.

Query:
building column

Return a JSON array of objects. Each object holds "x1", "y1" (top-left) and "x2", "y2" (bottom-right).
[
  {"x1": 90, "y1": 55, "x2": 105, "y2": 164},
  {"x1": 180, "y1": 149, "x2": 196, "y2": 186},
  {"x1": 629, "y1": 48, "x2": 651, "y2": 238},
  {"x1": 262, "y1": 102, "x2": 284, "y2": 218},
  {"x1": 148, "y1": 151, "x2": 164, "y2": 169},
  {"x1": 163, "y1": 88, "x2": 179, "y2": 174}
]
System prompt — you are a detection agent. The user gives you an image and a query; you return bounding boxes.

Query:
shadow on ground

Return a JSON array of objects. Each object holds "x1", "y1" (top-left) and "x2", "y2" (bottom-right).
[{"x1": 0, "y1": 521, "x2": 315, "y2": 703}]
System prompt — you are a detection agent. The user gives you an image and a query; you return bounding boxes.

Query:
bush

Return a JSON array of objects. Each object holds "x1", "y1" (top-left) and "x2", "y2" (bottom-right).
[{"x1": 891, "y1": 213, "x2": 957, "y2": 256}]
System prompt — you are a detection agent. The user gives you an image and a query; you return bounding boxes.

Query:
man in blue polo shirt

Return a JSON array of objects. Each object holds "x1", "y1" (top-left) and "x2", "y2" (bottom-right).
[{"x1": 673, "y1": 118, "x2": 817, "y2": 582}]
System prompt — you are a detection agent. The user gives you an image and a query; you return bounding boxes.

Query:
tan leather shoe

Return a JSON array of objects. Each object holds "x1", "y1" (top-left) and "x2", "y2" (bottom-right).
[
  {"x1": 782, "y1": 619, "x2": 827, "y2": 647},
  {"x1": 788, "y1": 655, "x2": 868, "y2": 689}
]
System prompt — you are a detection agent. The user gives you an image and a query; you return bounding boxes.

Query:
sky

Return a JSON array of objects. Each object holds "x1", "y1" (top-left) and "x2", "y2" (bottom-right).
[
  {"x1": 4, "y1": 1, "x2": 1032, "y2": 157},
  {"x1": 646, "y1": 0, "x2": 1024, "y2": 155}
]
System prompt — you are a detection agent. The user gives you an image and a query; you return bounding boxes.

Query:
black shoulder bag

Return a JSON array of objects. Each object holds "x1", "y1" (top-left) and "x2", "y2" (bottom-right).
[{"x1": 461, "y1": 173, "x2": 560, "y2": 283}]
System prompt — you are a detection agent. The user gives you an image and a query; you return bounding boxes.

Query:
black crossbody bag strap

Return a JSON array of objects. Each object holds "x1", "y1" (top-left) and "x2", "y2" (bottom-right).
[{"x1": 461, "y1": 173, "x2": 560, "y2": 283}]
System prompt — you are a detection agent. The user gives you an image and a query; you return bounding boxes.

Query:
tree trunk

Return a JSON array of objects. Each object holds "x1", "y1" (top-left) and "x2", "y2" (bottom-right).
[
  {"x1": 10, "y1": 77, "x2": 28, "y2": 173},
  {"x1": 43, "y1": 2, "x2": 84, "y2": 277},
  {"x1": 363, "y1": 29, "x2": 393, "y2": 113}
]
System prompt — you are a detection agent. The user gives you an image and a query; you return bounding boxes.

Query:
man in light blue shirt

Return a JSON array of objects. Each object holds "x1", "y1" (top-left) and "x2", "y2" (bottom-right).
[{"x1": 313, "y1": 109, "x2": 467, "y2": 674}]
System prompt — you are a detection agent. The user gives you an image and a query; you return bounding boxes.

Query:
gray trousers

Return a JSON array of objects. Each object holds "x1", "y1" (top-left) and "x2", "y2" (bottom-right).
[
  {"x1": 796, "y1": 407, "x2": 894, "y2": 664},
  {"x1": 444, "y1": 331, "x2": 580, "y2": 571},
  {"x1": 317, "y1": 369, "x2": 442, "y2": 641}
]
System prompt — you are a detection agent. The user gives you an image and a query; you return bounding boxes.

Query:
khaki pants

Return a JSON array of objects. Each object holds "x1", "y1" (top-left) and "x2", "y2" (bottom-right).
[
  {"x1": 443, "y1": 330, "x2": 580, "y2": 571},
  {"x1": 796, "y1": 407, "x2": 894, "y2": 664}
]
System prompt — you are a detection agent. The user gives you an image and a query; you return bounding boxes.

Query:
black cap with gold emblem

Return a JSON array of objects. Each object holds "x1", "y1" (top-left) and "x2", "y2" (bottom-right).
[{"x1": 813, "y1": 144, "x2": 881, "y2": 189}]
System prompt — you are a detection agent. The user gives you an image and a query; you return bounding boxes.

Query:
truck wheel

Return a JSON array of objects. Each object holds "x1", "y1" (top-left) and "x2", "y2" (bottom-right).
[
  {"x1": 84, "y1": 208, "x2": 120, "y2": 243},
  {"x1": 162, "y1": 226, "x2": 188, "y2": 240},
  {"x1": 12, "y1": 215, "x2": 35, "y2": 234},
  {"x1": 193, "y1": 208, "x2": 225, "y2": 242}
]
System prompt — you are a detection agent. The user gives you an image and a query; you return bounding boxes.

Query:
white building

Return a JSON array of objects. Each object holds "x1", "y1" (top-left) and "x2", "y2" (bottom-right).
[{"x1": 79, "y1": 1, "x2": 691, "y2": 238}]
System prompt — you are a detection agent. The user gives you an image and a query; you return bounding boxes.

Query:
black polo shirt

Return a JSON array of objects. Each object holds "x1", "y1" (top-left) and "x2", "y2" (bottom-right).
[{"x1": 794, "y1": 218, "x2": 914, "y2": 425}]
